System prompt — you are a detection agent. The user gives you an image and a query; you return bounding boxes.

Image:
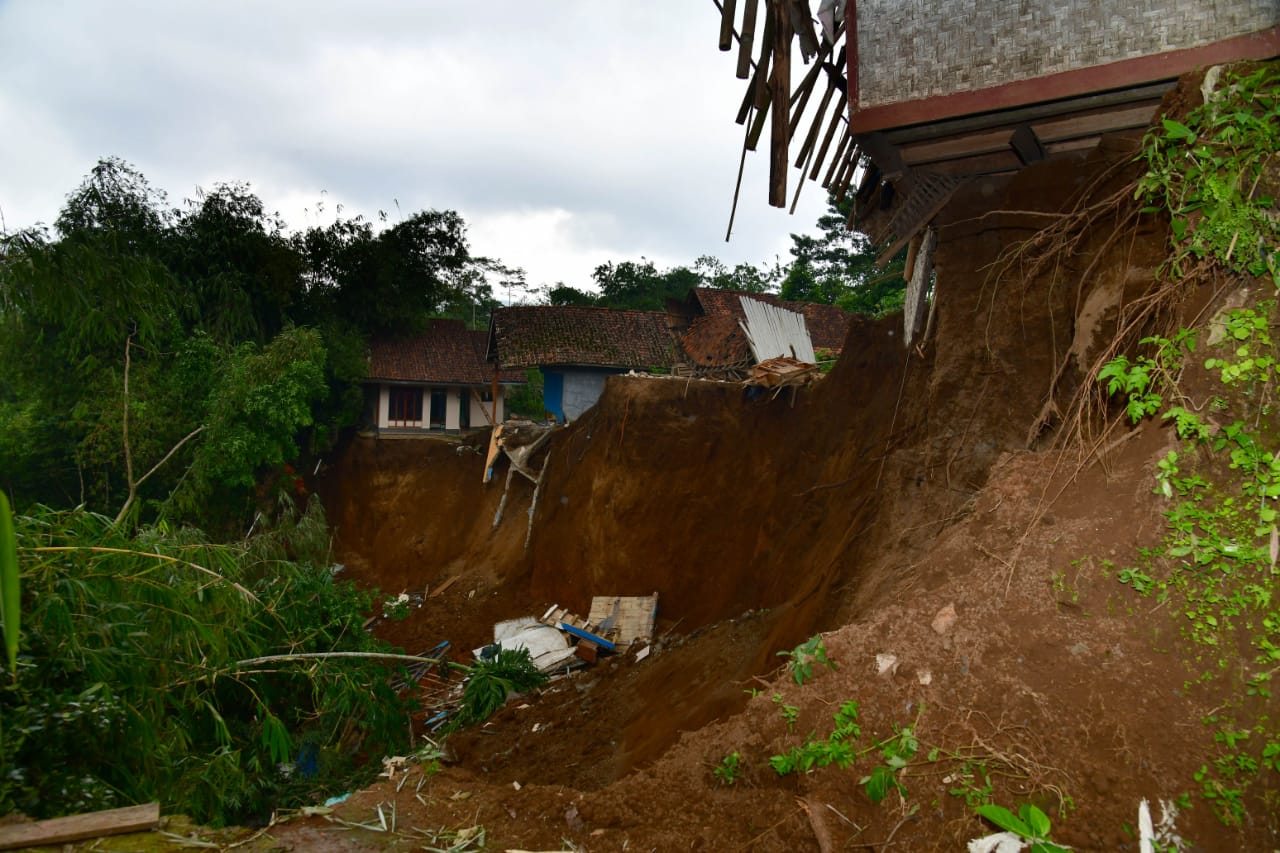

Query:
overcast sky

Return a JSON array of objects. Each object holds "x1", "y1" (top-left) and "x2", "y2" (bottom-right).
[{"x1": 0, "y1": 2, "x2": 832, "y2": 296}]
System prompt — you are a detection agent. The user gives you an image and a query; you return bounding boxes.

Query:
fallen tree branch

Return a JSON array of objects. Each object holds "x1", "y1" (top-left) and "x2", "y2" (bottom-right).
[{"x1": 29, "y1": 545, "x2": 258, "y2": 602}]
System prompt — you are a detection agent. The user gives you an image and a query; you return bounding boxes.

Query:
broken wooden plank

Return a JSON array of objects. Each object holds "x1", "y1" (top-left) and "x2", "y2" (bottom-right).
[
  {"x1": 482, "y1": 422, "x2": 504, "y2": 483},
  {"x1": 429, "y1": 575, "x2": 461, "y2": 598},
  {"x1": 0, "y1": 803, "x2": 161, "y2": 851},
  {"x1": 575, "y1": 639, "x2": 600, "y2": 664},
  {"x1": 752, "y1": 7, "x2": 775, "y2": 110},
  {"x1": 822, "y1": 127, "x2": 851, "y2": 188},
  {"x1": 746, "y1": 84, "x2": 772, "y2": 150},
  {"x1": 833, "y1": 143, "x2": 860, "y2": 201},
  {"x1": 787, "y1": 40, "x2": 829, "y2": 139}
]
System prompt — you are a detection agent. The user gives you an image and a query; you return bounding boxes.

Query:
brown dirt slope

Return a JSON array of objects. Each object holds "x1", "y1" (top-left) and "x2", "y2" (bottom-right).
[{"x1": 293, "y1": 133, "x2": 1274, "y2": 851}]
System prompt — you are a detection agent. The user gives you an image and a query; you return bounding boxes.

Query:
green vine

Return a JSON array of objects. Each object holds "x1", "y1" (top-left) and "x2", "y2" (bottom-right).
[
  {"x1": 1135, "y1": 63, "x2": 1280, "y2": 287},
  {"x1": 1100, "y1": 302, "x2": 1280, "y2": 826}
]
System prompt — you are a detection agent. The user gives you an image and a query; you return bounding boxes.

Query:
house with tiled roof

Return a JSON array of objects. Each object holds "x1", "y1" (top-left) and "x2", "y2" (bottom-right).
[
  {"x1": 486, "y1": 305, "x2": 676, "y2": 423},
  {"x1": 668, "y1": 287, "x2": 852, "y2": 375},
  {"x1": 366, "y1": 318, "x2": 524, "y2": 434}
]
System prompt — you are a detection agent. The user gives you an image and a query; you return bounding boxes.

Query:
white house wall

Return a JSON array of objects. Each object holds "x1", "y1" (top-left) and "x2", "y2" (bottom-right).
[
  {"x1": 377, "y1": 384, "x2": 505, "y2": 431},
  {"x1": 563, "y1": 370, "x2": 612, "y2": 422},
  {"x1": 469, "y1": 390, "x2": 505, "y2": 426},
  {"x1": 378, "y1": 385, "x2": 390, "y2": 429}
]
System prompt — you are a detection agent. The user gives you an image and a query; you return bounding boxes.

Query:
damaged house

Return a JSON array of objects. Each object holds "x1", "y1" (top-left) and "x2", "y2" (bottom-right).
[
  {"x1": 718, "y1": 0, "x2": 1278, "y2": 344},
  {"x1": 668, "y1": 286, "x2": 850, "y2": 377},
  {"x1": 486, "y1": 305, "x2": 677, "y2": 423}
]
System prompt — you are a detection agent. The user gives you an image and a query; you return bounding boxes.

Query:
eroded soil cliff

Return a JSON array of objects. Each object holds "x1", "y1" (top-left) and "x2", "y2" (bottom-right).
[{"x1": 295, "y1": 132, "x2": 1275, "y2": 851}]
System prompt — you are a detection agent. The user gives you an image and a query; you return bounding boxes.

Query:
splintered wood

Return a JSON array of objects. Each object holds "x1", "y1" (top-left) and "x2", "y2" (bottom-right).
[{"x1": 744, "y1": 356, "x2": 819, "y2": 389}]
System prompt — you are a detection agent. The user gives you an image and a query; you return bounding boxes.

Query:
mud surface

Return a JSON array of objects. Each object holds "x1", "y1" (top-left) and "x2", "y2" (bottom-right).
[{"x1": 262, "y1": 137, "x2": 1277, "y2": 852}]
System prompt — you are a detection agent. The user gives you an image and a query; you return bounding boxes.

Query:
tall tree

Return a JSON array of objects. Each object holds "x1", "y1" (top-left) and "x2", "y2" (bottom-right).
[
  {"x1": 783, "y1": 193, "x2": 908, "y2": 316},
  {"x1": 167, "y1": 182, "x2": 304, "y2": 343}
]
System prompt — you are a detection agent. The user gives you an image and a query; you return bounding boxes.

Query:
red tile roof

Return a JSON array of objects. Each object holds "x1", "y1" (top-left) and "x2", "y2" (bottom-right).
[
  {"x1": 679, "y1": 313, "x2": 753, "y2": 367},
  {"x1": 796, "y1": 303, "x2": 852, "y2": 353},
  {"x1": 490, "y1": 306, "x2": 676, "y2": 369},
  {"x1": 368, "y1": 319, "x2": 522, "y2": 385},
  {"x1": 690, "y1": 287, "x2": 851, "y2": 352}
]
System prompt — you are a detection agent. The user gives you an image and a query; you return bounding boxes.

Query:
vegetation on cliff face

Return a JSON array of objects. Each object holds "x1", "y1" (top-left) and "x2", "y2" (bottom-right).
[{"x1": 1098, "y1": 61, "x2": 1280, "y2": 828}]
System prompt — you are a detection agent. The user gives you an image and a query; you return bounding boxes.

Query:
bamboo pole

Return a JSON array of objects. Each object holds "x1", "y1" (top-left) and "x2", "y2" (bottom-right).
[
  {"x1": 795, "y1": 78, "x2": 835, "y2": 167},
  {"x1": 718, "y1": 0, "x2": 738, "y2": 50},
  {"x1": 769, "y1": 0, "x2": 791, "y2": 207},
  {"x1": 726, "y1": 103, "x2": 755, "y2": 240},
  {"x1": 752, "y1": 8, "x2": 775, "y2": 110},
  {"x1": 810, "y1": 104, "x2": 845, "y2": 181},
  {"x1": 736, "y1": 0, "x2": 760, "y2": 78},
  {"x1": 823, "y1": 127, "x2": 852, "y2": 188},
  {"x1": 790, "y1": 141, "x2": 816, "y2": 214},
  {"x1": 232, "y1": 651, "x2": 452, "y2": 668},
  {"x1": 746, "y1": 84, "x2": 771, "y2": 151},
  {"x1": 787, "y1": 49, "x2": 826, "y2": 139}
]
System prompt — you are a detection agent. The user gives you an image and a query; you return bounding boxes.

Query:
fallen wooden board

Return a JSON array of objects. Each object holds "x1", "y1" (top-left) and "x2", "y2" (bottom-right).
[
  {"x1": 587, "y1": 594, "x2": 659, "y2": 645},
  {"x1": 0, "y1": 803, "x2": 161, "y2": 850},
  {"x1": 429, "y1": 575, "x2": 461, "y2": 598}
]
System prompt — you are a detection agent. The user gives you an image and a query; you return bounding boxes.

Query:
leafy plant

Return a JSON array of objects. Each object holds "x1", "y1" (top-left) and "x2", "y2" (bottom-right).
[
  {"x1": 767, "y1": 700, "x2": 918, "y2": 804},
  {"x1": 771, "y1": 692, "x2": 801, "y2": 731},
  {"x1": 974, "y1": 802, "x2": 1069, "y2": 853},
  {"x1": 947, "y1": 761, "x2": 995, "y2": 807},
  {"x1": 713, "y1": 751, "x2": 742, "y2": 786},
  {"x1": 1136, "y1": 64, "x2": 1280, "y2": 287},
  {"x1": 862, "y1": 725, "x2": 919, "y2": 804},
  {"x1": 451, "y1": 647, "x2": 548, "y2": 728},
  {"x1": 778, "y1": 634, "x2": 837, "y2": 685}
]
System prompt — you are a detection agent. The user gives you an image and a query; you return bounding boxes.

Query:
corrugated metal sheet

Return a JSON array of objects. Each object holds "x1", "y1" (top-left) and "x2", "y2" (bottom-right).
[{"x1": 739, "y1": 296, "x2": 817, "y2": 364}]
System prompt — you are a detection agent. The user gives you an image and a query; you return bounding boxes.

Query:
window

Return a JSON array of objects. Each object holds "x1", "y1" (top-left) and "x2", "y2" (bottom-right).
[
  {"x1": 387, "y1": 387, "x2": 422, "y2": 427},
  {"x1": 479, "y1": 389, "x2": 495, "y2": 402}
]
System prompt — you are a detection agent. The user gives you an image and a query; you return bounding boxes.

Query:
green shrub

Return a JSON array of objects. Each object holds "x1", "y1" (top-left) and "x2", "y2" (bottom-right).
[{"x1": 0, "y1": 500, "x2": 414, "y2": 826}]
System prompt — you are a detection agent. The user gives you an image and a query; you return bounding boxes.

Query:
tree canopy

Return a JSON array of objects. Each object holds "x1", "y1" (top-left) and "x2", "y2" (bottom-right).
[
  {"x1": 782, "y1": 193, "x2": 909, "y2": 317},
  {"x1": 0, "y1": 157, "x2": 511, "y2": 530}
]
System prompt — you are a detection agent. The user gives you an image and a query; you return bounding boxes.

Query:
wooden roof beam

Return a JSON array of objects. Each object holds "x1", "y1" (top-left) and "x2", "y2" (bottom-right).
[{"x1": 1010, "y1": 124, "x2": 1048, "y2": 165}]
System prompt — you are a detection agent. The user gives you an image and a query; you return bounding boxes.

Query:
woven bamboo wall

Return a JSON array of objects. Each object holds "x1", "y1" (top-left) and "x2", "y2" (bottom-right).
[{"x1": 855, "y1": 0, "x2": 1277, "y2": 108}]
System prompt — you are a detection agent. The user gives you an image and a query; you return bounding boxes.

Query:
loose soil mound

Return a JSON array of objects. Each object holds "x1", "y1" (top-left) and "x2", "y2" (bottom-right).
[{"x1": 285, "y1": 134, "x2": 1273, "y2": 851}]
